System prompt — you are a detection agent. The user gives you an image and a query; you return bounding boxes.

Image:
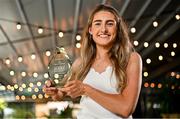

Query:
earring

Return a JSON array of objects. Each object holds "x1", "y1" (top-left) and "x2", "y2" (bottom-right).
[{"x1": 89, "y1": 33, "x2": 93, "y2": 40}]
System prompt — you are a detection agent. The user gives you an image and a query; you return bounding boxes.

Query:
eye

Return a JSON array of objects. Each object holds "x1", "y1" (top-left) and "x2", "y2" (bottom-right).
[
  {"x1": 107, "y1": 22, "x2": 114, "y2": 26},
  {"x1": 94, "y1": 22, "x2": 101, "y2": 26}
]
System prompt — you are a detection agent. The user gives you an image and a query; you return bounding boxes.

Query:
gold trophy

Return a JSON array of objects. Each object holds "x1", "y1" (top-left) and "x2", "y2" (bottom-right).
[{"x1": 48, "y1": 47, "x2": 72, "y2": 87}]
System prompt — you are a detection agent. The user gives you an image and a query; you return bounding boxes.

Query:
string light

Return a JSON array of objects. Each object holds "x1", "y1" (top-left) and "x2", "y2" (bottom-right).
[
  {"x1": 164, "y1": 43, "x2": 168, "y2": 48},
  {"x1": 150, "y1": 83, "x2": 155, "y2": 88},
  {"x1": 44, "y1": 73, "x2": 49, "y2": 78},
  {"x1": 171, "y1": 72, "x2": 176, "y2": 77},
  {"x1": 5, "y1": 58, "x2": 10, "y2": 65},
  {"x1": 18, "y1": 56, "x2": 23, "y2": 62},
  {"x1": 0, "y1": 86, "x2": 6, "y2": 90},
  {"x1": 130, "y1": 27, "x2": 136, "y2": 33},
  {"x1": 143, "y1": 72, "x2": 148, "y2": 77},
  {"x1": 146, "y1": 58, "x2": 151, "y2": 64},
  {"x1": 155, "y1": 42, "x2": 160, "y2": 48},
  {"x1": 14, "y1": 84, "x2": 18, "y2": 89},
  {"x1": 54, "y1": 79, "x2": 59, "y2": 84},
  {"x1": 33, "y1": 72, "x2": 38, "y2": 78},
  {"x1": 38, "y1": 94, "x2": 43, "y2": 99},
  {"x1": 10, "y1": 87, "x2": 14, "y2": 91},
  {"x1": 171, "y1": 85, "x2": 175, "y2": 90},
  {"x1": 144, "y1": 82, "x2": 149, "y2": 88},
  {"x1": 45, "y1": 50, "x2": 51, "y2": 56},
  {"x1": 7, "y1": 85, "x2": 11, "y2": 90},
  {"x1": 133, "y1": 40, "x2": 139, "y2": 46},
  {"x1": 76, "y1": 35, "x2": 81, "y2": 41},
  {"x1": 10, "y1": 70, "x2": 15, "y2": 76},
  {"x1": 58, "y1": 31, "x2": 64, "y2": 38},
  {"x1": 44, "y1": 94, "x2": 49, "y2": 98},
  {"x1": 175, "y1": 14, "x2": 180, "y2": 20},
  {"x1": 21, "y1": 71, "x2": 26, "y2": 77},
  {"x1": 19, "y1": 87, "x2": 23, "y2": 92},
  {"x1": 45, "y1": 80, "x2": 48, "y2": 85},
  {"x1": 158, "y1": 83, "x2": 162, "y2": 88},
  {"x1": 16, "y1": 95, "x2": 20, "y2": 100},
  {"x1": 176, "y1": 74, "x2": 180, "y2": 79},
  {"x1": 27, "y1": 87, "x2": 32, "y2": 92},
  {"x1": 29, "y1": 83, "x2": 34, "y2": 87},
  {"x1": 153, "y1": 21, "x2": 158, "y2": 27},
  {"x1": 31, "y1": 54, "x2": 36, "y2": 60},
  {"x1": 173, "y1": 43, "x2": 177, "y2": 48},
  {"x1": 32, "y1": 94, "x2": 37, "y2": 99},
  {"x1": 37, "y1": 82, "x2": 42, "y2": 87},
  {"x1": 144, "y1": 42, "x2": 149, "y2": 48},
  {"x1": 22, "y1": 83, "x2": 26, "y2": 88},
  {"x1": 158, "y1": 55, "x2": 163, "y2": 61},
  {"x1": 16, "y1": 23, "x2": 21, "y2": 30},
  {"x1": 38, "y1": 27, "x2": 43, "y2": 34},
  {"x1": 76, "y1": 43, "x2": 81, "y2": 48},
  {"x1": 171, "y1": 51, "x2": 175, "y2": 56},
  {"x1": 34, "y1": 87, "x2": 39, "y2": 92},
  {"x1": 54, "y1": 74, "x2": 59, "y2": 78}
]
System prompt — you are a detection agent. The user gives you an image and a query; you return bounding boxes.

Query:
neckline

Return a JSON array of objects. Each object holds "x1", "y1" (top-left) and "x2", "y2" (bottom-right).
[{"x1": 90, "y1": 66, "x2": 112, "y2": 75}]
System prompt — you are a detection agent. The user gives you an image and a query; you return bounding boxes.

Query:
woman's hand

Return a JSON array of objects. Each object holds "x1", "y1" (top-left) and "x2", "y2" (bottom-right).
[
  {"x1": 43, "y1": 80, "x2": 64, "y2": 101},
  {"x1": 61, "y1": 79, "x2": 87, "y2": 99}
]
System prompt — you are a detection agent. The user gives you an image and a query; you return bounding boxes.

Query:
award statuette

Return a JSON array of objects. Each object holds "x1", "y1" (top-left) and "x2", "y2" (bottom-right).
[{"x1": 48, "y1": 47, "x2": 72, "y2": 87}]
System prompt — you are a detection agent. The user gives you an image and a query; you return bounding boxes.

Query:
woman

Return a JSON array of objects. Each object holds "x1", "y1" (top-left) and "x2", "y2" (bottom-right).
[{"x1": 44, "y1": 4, "x2": 142, "y2": 119}]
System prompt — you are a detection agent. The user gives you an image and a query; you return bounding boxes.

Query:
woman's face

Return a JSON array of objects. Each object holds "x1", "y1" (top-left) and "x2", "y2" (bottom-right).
[{"x1": 89, "y1": 11, "x2": 117, "y2": 48}]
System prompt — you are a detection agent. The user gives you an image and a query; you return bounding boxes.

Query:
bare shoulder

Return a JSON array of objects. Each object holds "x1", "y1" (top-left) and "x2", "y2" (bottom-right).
[
  {"x1": 126, "y1": 52, "x2": 142, "y2": 71},
  {"x1": 126, "y1": 52, "x2": 142, "y2": 88},
  {"x1": 129, "y1": 52, "x2": 142, "y2": 64}
]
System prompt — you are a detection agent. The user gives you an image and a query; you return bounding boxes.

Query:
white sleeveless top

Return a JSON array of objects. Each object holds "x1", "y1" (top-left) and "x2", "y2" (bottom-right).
[{"x1": 77, "y1": 66, "x2": 132, "y2": 119}]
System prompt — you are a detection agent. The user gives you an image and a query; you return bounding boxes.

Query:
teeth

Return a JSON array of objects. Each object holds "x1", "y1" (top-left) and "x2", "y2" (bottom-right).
[{"x1": 99, "y1": 35, "x2": 108, "y2": 38}]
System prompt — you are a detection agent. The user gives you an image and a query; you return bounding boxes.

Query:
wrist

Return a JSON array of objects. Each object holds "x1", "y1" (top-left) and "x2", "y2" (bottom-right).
[
  {"x1": 52, "y1": 89, "x2": 65, "y2": 101},
  {"x1": 83, "y1": 84, "x2": 93, "y2": 96},
  {"x1": 52, "y1": 95, "x2": 61, "y2": 101}
]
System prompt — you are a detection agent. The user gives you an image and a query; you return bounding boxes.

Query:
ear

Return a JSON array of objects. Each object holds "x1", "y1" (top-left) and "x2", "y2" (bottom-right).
[{"x1": 89, "y1": 27, "x2": 92, "y2": 35}]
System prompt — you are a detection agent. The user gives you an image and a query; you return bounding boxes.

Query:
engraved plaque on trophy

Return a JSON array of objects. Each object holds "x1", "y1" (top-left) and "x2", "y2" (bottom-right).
[{"x1": 48, "y1": 47, "x2": 72, "y2": 87}]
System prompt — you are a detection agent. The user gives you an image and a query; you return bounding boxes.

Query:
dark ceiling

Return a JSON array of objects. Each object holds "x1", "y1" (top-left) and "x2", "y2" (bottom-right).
[{"x1": 0, "y1": 0, "x2": 179, "y2": 101}]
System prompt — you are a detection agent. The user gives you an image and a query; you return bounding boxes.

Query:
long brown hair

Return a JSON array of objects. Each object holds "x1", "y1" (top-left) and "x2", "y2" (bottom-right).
[{"x1": 76, "y1": 4, "x2": 134, "y2": 91}]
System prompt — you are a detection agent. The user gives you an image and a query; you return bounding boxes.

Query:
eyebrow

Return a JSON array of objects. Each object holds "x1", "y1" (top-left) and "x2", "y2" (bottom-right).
[{"x1": 93, "y1": 19, "x2": 115, "y2": 23}]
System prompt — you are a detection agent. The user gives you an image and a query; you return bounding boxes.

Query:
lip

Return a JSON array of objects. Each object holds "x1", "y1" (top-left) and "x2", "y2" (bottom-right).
[{"x1": 98, "y1": 34, "x2": 110, "y2": 38}]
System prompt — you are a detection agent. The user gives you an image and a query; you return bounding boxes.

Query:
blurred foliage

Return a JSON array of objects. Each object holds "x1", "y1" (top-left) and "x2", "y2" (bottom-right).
[
  {"x1": 0, "y1": 98, "x2": 7, "y2": 110},
  {"x1": 48, "y1": 106, "x2": 73, "y2": 118},
  {"x1": 58, "y1": 106, "x2": 73, "y2": 118},
  {"x1": 0, "y1": 98, "x2": 7, "y2": 118},
  {"x1": 8, "y1": 102, "x2": 35, "y2": 119}
]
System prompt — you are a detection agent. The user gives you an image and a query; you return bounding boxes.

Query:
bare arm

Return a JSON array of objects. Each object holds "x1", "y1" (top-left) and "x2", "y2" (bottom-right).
[{"x1": 83, "y1": 52, "x2": 142, "y2": 117}]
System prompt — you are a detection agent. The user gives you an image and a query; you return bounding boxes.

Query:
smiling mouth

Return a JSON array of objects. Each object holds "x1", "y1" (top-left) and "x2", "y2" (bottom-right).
[{"x1": 99, "y1": 34, "x2": 110, "y2": 38}]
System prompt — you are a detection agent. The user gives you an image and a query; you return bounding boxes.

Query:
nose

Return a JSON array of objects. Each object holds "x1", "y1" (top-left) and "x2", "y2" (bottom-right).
[{"x1": 100, "y1": 24, "x2": 107, "y2": 33}]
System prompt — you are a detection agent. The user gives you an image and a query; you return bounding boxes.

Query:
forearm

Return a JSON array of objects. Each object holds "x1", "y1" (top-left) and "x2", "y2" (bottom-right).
[{"x1": 84, "y1": 85, "x2": 134, "y2": 117}]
